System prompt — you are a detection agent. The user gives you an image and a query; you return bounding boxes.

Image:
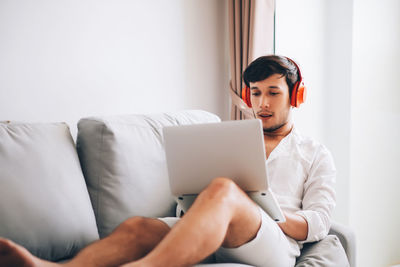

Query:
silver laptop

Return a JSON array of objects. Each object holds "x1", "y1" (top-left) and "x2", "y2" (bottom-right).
[{"x1": 163, "y1": 119, "x2": 285, "y2": 222}]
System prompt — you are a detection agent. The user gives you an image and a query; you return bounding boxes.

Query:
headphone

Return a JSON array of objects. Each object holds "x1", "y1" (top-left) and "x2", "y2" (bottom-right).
[{"x1": 241, "y1": 57, "x2": 307, "y2": 108}]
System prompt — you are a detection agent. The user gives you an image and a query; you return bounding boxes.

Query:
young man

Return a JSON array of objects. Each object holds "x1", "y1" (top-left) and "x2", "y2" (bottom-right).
[{"x1": 0, "y1": 55, "x2": 336, "y2": 267}]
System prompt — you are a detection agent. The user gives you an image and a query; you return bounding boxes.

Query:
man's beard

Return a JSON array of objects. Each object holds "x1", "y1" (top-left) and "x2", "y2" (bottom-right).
[{"x1": 263, "y1": 121, "x2": 287, "y2": 133}]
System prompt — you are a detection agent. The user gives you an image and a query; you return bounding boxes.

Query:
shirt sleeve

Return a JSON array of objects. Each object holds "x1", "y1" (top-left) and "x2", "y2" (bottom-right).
[{"x1": 295, "y1": 145, "x2": 336, "y2": 243}]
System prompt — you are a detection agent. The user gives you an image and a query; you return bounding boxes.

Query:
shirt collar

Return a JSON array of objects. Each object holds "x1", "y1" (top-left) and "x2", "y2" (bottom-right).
[{"x1": 267, "y1": 126, "x2": 300, "y2": 161}]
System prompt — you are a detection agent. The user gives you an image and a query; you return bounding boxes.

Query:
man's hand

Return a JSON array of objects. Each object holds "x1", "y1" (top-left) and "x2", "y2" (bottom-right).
[{"x1": 277, "y1": 212, "x2": 308, "y2": 241}]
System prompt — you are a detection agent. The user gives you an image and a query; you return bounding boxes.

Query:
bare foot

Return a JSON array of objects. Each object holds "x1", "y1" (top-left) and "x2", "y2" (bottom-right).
[{"x1": 0, "y1": 238, "x2": 58, "y2": 267}]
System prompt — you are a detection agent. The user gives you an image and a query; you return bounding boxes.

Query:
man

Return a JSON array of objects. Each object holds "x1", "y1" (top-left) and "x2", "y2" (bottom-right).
[{"x1": 0, "y1": 55, "x2": 336, "y2": 267}]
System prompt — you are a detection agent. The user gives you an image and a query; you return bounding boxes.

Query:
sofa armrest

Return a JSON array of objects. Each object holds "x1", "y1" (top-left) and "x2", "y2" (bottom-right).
[{"x1": 329, "y1": 221, "x2": 356, "y2": 267}]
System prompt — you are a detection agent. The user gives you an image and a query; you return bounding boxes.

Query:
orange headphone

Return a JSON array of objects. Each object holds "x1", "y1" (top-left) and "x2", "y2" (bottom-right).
[{"x1": 241, "y1": 57, "x2": 307, "y2": 108}]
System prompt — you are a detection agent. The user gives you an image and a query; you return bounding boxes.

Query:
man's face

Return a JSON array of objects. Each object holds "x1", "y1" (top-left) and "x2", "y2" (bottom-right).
[{"x1": 250, "y1": 74, "x2": 292, "y2": 132}]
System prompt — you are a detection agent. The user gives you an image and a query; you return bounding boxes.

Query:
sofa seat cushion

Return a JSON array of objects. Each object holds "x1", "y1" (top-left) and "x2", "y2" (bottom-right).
[
  {"x1": 295, "y1": 235, "x2": 349, "y2": 266},
  {"x1": 77, "y1": 110, "x2": 220, "y2": 238},
  {"x1": 0, "y1": 122, "x2": 99, "y2": 261}
]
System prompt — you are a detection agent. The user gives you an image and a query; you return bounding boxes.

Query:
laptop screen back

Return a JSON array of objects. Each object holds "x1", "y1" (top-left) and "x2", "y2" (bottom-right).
[{"x1": 163, "y1": 119, "x2": 269, "y2": 196}]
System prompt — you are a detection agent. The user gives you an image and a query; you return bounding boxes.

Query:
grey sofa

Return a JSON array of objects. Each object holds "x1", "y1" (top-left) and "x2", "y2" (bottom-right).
[{"x1": 0, "y1": 110, "x2": 355, "y2": 266}]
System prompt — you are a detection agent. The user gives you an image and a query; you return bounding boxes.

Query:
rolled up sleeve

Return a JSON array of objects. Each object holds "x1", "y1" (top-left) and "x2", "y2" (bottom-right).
[{"x1": 295, "y1": 146, "x2": 336, "y2": 243}]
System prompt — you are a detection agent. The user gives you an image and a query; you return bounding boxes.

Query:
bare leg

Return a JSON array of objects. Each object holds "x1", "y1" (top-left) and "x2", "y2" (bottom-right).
[
  {"x1": 0, "y1": 217, "x2": 170, "y2": 267},
  {"x1": 65, "y1": 217, "x2": 170, "y2": 267},
  {"x1": 123, "y1": 177, "x2": 262, "y2": 267}
]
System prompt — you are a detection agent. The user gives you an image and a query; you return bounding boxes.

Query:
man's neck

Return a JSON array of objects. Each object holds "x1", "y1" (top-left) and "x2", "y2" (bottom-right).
[{"x1": 263, "y1": 121, "x2": 294, "y2": 142}]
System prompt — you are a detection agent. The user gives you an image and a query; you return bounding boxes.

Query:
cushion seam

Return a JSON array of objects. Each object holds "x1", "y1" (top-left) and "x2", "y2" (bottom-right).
[{"x1": 97, "y1": 124, "x2": 106, "y2": 235}]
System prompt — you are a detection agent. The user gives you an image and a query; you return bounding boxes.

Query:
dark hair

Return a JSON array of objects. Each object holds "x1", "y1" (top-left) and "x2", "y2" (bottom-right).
[{"x1": 243, "y1": 55, "x2": 300, "y2": 96}]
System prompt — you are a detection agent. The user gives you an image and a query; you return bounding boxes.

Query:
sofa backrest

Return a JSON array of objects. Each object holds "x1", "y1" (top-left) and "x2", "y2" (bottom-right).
[
  {"x1": 0, "y1": 122, "x2": 99, "y2": 261},
  {"x1": 77, "y1": 110, "x2": 220, "y2": 238}
]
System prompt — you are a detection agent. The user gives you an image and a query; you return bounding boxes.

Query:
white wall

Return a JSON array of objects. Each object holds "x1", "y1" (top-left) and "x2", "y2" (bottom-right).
[
  {"x1": 324, "y1": 0, "x2": 353, "y2": 227},
  {"x1": 0, "y1": 0, "x2": 230, "y2": 139},
  {"x1": 275, "y1": 0, "x2": 352, "y2": 225},
  {"x1": 277, "y1": 0, "x2": 400, "y2": 266},
  {"x1": 350, "y1": 0, "x2": 400, "y2": 266},
  {"x1": 275, "y1": 0, "x2": 328, "y2": 142}
]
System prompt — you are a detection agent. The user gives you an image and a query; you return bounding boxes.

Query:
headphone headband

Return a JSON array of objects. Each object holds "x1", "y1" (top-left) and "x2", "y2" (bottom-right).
[{"x1": 285, "y1": 56, "x2": 302, "y2": 84}]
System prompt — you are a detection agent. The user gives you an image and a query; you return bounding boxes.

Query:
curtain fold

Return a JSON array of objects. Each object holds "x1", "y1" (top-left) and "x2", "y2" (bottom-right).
[{"x1": 228, "y1": 0, "x2": 275, "y2": 120}]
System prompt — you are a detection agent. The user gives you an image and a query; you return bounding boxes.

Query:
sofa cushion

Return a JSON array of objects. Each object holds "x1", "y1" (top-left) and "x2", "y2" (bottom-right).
[
  {"x1": 0, "y1": 122, "x2": 99, "y2": 261},
  {"x1": 77, "y1": 110, "x2": 221, "y2": 238},
  {"x1": 295, "y1": 235, "x2": 349, "y2": 267}
]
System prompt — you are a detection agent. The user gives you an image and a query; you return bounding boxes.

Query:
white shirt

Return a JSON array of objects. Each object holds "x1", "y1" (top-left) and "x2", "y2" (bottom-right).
[{"x1": 267, "y1": 127, "x2": 336, "y2": 252}]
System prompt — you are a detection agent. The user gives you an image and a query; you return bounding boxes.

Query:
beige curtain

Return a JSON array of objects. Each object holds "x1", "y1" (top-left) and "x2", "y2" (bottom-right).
[{"x1": 228, "y1": 0, "x2": 275, "y2": 120}]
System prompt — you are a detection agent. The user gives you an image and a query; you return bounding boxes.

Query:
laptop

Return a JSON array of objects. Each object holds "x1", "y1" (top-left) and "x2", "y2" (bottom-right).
[{"x1": 163, "y1": 119, "x2": 285, "y2": 222}]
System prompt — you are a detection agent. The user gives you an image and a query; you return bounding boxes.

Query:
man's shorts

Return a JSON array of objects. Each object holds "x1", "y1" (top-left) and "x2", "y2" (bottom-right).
[{"x1": 158, "y1": 207, "x2": 300, "y2": 267}]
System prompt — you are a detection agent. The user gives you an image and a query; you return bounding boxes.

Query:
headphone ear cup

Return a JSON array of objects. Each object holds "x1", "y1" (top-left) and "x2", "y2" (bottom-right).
[
  {"x1": 291, "y1": 82, "x2": 300, "y2": 107},
  {"x1": 296, "y1": 83, "x2": 306, "y2": 107},
  {"x1": 291, "y1": 82, "x2": 306, "y2": 108},
  {"x1": 242, "y1": 86, "x2": 252, "y2": 108}
]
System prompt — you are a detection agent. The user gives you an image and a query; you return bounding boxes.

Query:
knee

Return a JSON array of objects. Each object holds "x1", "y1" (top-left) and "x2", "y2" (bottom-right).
[
  {"x1": 209, "y1": 177, "x2": 239, "y2": 193},
  {"x1": 202, "y1": 177, "x2": 240, "y2": 203},
  {"x1": 118, "y1": 216, "x2": 148, "y2": 232},
  {"x1": 116, "y1": 217, "x2": 169, "y2": 242},
  {"x1": 0, "y1": 238, "x2": 15, "y2": 249}
]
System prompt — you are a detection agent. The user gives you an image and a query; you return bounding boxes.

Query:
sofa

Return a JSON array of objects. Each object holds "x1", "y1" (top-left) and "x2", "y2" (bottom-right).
[{"x1": 0, "y1": 110, "x2": 355, "y2": 266}]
